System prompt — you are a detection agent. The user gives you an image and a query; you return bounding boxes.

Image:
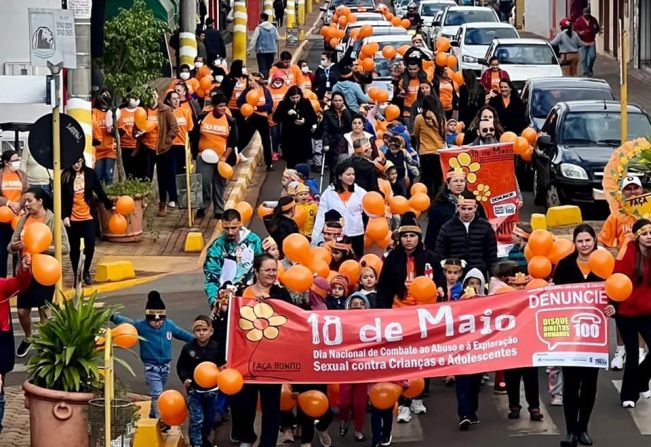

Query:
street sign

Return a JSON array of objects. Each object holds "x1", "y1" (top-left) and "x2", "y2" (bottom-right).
[
  {"x1": 28, "y1": 8, "x2": 77, "y2": 69},
  {"x1": 67, "y1": 0, "x2": 92, "y2": 19},
  {"x1": 28, "y1": 113, "x2": 85, "y2": 170},
  {"x1": 286, "y1": 28, "x2": 299, "y2": 48}
]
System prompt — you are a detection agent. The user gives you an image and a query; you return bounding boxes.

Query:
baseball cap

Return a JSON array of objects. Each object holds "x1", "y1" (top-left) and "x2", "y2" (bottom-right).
[{"x1": 622, "y1": 176, "x2": 642, "y2": 189}]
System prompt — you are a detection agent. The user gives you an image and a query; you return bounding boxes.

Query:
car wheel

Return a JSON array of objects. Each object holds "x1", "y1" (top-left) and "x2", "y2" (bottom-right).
[
  {"x1": 546, "y1": 183, "x2": 563, "y2": 209},
  {"x1": 533, "y1": 170, "x2": 545, "y2": 206}
]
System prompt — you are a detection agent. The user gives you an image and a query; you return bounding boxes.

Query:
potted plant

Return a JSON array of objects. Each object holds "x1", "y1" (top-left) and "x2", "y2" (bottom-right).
[
  {"x1": 99, "y1": 179, "x2": 153, "y2": 242},
  {"x1": 23, "y1": 292, "x2": 125, "y2": 446}
]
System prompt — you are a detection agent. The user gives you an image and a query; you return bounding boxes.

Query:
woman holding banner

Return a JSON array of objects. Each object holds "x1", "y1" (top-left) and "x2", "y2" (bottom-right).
[{"x1": 553, "y1": 224, "x2": 616, "y2": 447}]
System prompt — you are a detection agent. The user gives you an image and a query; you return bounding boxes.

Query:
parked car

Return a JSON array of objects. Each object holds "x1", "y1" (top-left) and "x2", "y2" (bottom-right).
[
  {"x1": 419, "y1": 0, "x2": 456, "y2": 46},
  {"x1": 520, "y1": 77, "x2": 614, "y2": 131},
  {"x1": 451, "y1": 22, "x2": 518, "y2": 76},
  {"x1": 394, "y1": 0, "x2": 423, "y2": 19},
  {"x1": 431, "y1": 6, "x2": 499, "y2": 40},
  {"x1": 480, "y1": 38, "x2": 563, "y2": 92},
  {"x1": 322, "y1": 0, "x2": 377, "y2": 25},
  {"x1": 336, "y1": 21, "x2": 395, "y2": 60},
  {"x1": 349, "y1": 33, "x2": 412, "y2": 60},
  {"x1": 532, "y1": 101, "x2": 651, "y2": 208}
]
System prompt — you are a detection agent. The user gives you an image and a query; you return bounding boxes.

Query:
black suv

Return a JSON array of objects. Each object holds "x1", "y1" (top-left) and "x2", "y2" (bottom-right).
[{"x1": 532, "y1": 100, "x2": 651, "y2": 209}]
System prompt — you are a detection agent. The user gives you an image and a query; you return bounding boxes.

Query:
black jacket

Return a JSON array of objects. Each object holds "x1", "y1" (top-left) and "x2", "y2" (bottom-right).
[
  {"x1": 376, "y1": 244, "x2": 442, "y2": 309},
  {"x1": 61, "y1": 167, "x2": 113, "y2": 220},
  {"x1": 424, "y1": 196, "x2": 487, "y2": 251},
  {"x1": 205, "y1": 28, "x2": 226, "y2": 58},
  {"x1": 488, "y1": 95, "x2": 527, "y2": 134},
  {"x1": 458, "y1": 85, "x2": 485, "y2": 127},
  {"x1": 553, "y1": 251, "x2": 601, "y2": 285},
  {"x1": 266, "y1": 215, "x2": 299, "y2": 257},
  {"x1": 435, "y1": 215, "x2": 497, "y2": 277},
  {"x1": 320, "y1": 108, "x2": 353, "y2": 150},
  {"x1": 349, "y1": 155, "x2": 378, "y2": 193},
  {"x1": 312, "y1": 64, "x2": 342, "y2": 100},
  {"x1": 176, "y1": 338, "x2": 222, "y2": 391},
  {"x1": 273, "y1": 98, "x2": 318, "y2": 153}
]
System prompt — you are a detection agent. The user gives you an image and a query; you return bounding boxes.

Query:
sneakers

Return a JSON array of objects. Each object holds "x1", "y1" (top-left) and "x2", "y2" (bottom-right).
[
  {"x1": 611, "y1": 346, "x2": 626, "y2": 370},
  {"x1": 317, "y1": 430, "x2": 332, "y2": 447},
  {"x1": 396, "y1": 406, "x2": 411, "y2": 423},
  {"x1": 380, "y1": 433, "x2": 392, "y2": 446},
  {"x1": 529, "y1": 408, "x2": 544, "y2": 421},
  {"x1": 494, "y1": 381, "x2": 507, "y2": 394},
  {"x1": 168, "y1": 201, "x2": 176, "y2": 208},
  {"x1": 458, "y1": 417, "x2": 471, "y2": 431},
  {"x1": 507, "y1": 406, "x2": 520, "y2": 419},
  {"x1": 622, "y1": 400, "x2": 635, "y2": 408},
  {"x1": 16, "y1": 340, "x2": 31, "y2": 358},
  {"x1": 353, "y1": 431, "x2": 365, "y2": 442},
  {"x1": 640, "y1": 348, "x2": 647, "y2": 364},
  {"x1": 640, "y1": 390, "x2": 651, "y2": 399},
  {"x1": 339, "y1": 420, "x2": 350, "y2": 437},
  {"x1": 550, "y1": 395, "x2": 563, "y2": 406},
  {"x1": 83, "y1": 273, "x2": 93, "y2": 286},
  {"x1": 470, "y1": 415, "x2": 480, "y2": 424},
  {"x1": 280, "y1": 428, "x2": 294, "y2": 443},
  {"x1": 409, "y1": 399, "x2": 427, "y2": 414}
]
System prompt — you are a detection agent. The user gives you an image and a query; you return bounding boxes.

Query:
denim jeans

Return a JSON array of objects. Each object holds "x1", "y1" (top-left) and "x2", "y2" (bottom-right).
[
  {"x1": 95, "y1": 158, "x2": 116, "y2": 184},
  {"x1": 0, "y1": 385, "x2": 5, "y2": 434},
  {"x1": 579, "y1": 45, "x2": 596, "y2": 75},
  {"x1": 144, "y1": 363, "x2": 170, "y2": 418},
  {"x1": 187, "y1": 389, "x2": 220, "y2": 446}
]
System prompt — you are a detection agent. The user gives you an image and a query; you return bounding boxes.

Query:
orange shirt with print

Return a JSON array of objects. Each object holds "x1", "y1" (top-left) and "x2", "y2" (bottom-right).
[
  {"x1": 298, "y1": 73, "x2": 312, "y2": 92},
  {"x1": 142, "y1": 108, "x2": 159, "y2": 150},
  {"x1": 253, "y1": 86, "x2": 268, "y2": 117},
  {"x1": 269, "y1": 64, "x2": 302, "y2": 87},
  {"x1": 393, "y1": 256, "x2": 417, "y2": 307},
  {"x1": 439, "y1": 80, "x2": 454, "y2": 111},
  {"x1": 117, "y1": 108, "x2": 137, "y2": 149},
  {"x1": 92, "y1": 109, "x2": 116, "y2": 160},
  {"x1": 490, "y1": 71, "x2": 501, "y2": 91},
  {"x1": 1, "y1": 171, "x2": 23, "y2": 203},
  {"x1": 403, "y1": 78, "x2": 420, "y2": 110},
  {"x1": 172, "y1": 107, "x2": 194, "y2": 146},
  {"x1": 228, "y1": 78, "x2": 248, "y2": 109},
  {"x1": 71, "y1": 173, "x2": 92, "y2": 221},
  {"x1": 199, "y1": 113, "x2": 230, "y2": 155}
]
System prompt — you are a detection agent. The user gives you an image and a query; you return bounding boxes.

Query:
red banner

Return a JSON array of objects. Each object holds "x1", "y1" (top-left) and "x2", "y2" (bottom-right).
[
  {"x1": 439, "y1": 143, "x2": 519, "y2": 247},
  {"x1": 226, "y1": 283, "x2": 610, "y2": 383}
]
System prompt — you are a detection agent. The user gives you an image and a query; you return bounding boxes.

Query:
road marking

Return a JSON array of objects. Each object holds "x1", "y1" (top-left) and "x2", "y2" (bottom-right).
[
  {"x1": 493, "y1": 386, "x2": 560, "y2": 436},
  {"x1": 612, "y1": 380, "x2": 651, "y2": 434}
]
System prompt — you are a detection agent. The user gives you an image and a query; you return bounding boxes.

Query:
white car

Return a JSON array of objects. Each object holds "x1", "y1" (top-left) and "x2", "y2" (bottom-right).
[
  {"x1": 336, "y1": 20, "x2": 394, "y2": 60},
  {"x1": 419, "y1": 0, "x2": 456, "y2": 45},
  {"x1": 432, "y1": 6, "x2": 500, "y2": 40},
  {"x1": 349, "y1": 33, "x2": 411, "y2": 60},
  {"x1": 480, "y1": 38, "x2": 564, "y2": 92},
  {"x1": 452, "y1": 22, "x2": 519, "y2": 76}
]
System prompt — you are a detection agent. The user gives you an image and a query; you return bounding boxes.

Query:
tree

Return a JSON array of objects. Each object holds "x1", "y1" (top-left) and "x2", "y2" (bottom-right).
[{"x1": 98, "y1": 0, "x2": 169, "y2": 182}]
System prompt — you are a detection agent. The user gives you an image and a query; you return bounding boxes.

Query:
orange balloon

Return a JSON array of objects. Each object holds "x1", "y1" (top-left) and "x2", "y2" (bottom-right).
[
  {"x1": 298, "y1": 390, "x2": 329, "y2": 418},
  {"x1": 235, "y1": 202, "x2": 254, "y2": 224},
  {"x1": 310, "y1": 99, "x2": 321, "y2": 112},
  {"x1": 367, "y1": 87, "x2": 380, "y2": 100},
  {"x1": 382, "y1": 46, "x2": 397, "y2": 59},
  {"x1": 32, "y1": 254, "x2": 60, "y2": 285},
  {"x1": 521, "y1": 127, "x2": 538, "y2": 145},
  {"x1": 605, "y1": 273, "x2": 633, "y2": 301},
  {"x1": 521, "y1": 147, "x2": 534, "y2": 162},
  {"x1": 257, "y1": 204, "x2": 273, "y2": 218},
  {"x1": 282, "y1": 265, "x2": 314, "y2": 292},
  {"x1": 410, "y1": 183, "x2": 427, "y2": 195},
  {"x1": 359, "y1": 25, "x2": 373, "y2": 38},
  {"x1": 366, "y1": 217, "x2": 389, "y2": 241},
  {"x1": 524, "y1": 243, "x2": 535, "y2": 261},
  {"x1": 200, "y1": 76, "x2": 213, "y2": 91},
  {"x1": 436, "y1": 37, "x2": 451, "y2": 52},
  {"x1": 391, "y1": 16, "x2": 402, "y2": 27},
  {"x1": 409, "y1": 276, "x2": 437, "y2": 304},
  {"x1": 158, "y1": 390, "x2": 188, "y2": 426},
  {"x1": 446, "y1": 54, "x2": 458, "y2": 68},
  {"x1": 361, "y1": 58, "x2": 375, "y2": 72},
  {"x1": 277, "y1": 262, "x2": 286, "y2": 280},
  {"x1": 111, "y1": 323, "x2": 139, "y2": 349},
  {"x1": 360, "y1": 253, "x2": 383, "y2": 276},
  {"x1": 397, "y1": 45, "x2": 410, "y2": 56},
  {"x1": 327, "y1": 383, "x2": 340, "y2": 407},
  {"x1": 320, "y1": 26, "x2": 330, "y2": 36},
  {"x1": 0, "y1": 206, "x2": 13, "y2": 223},
  {"x1": 246, "y1": 89, "x2": 260, "y2": 106},
  {"x1": 385, "y1": 12, "x2": 394, "y2": 21},
  {"x1": 293, "y1": 206, "x2": 307, "y2": 228},
  {"x1": 375, "y1": 89, "x2": 389, "y2": 103},
  {"x1": 115, "y1": 196, "x2": 135, "y2": 215},
  {"x1": 311, "y1": 246, "x2": 333, "y2": 265},
  {"x1": 402, "y1": 378, "x2": 425, "y2": 398},
  {"x1": 218, "y1": 161, "x2": 234, "y2": 179},
  {"x1": 435, "y1": 52, "x2": 448, "y2": 67},
  {"x1": 389, "y1": 195, "x2": 410, "y2": 215},
  {"x1": 369, "y1": 382, "x2": 402, "y2": 410},
  {"x1": 195, "y1": 88, "x2": 206, "y2": 99},
  {"x1": 11, "y1": 214, "x2": 21, "y2": 231},
  {"x1": 280, "y1": 384, "x2": 296, "y2": 411},
  {"x1": 548, "y1": 239, "x2": 575, "y2": 264},
  {"x1": 423, "y1": 59, "x2": 434, "y2": 70},
  {"x1": 108, "y1": 214, "x2": 128, "y2": 234},
  {"x1": 401, "y1": 18, "x2": 411, "y2": 29},
  {"x1": 528, "y1": 230, "x2": 554, "y2": 257},
  {"x1": 216, "y1": 368, "x2": 244, "y2": 395},
  {"x1": 339, "y1": 259, "x2": 362, "y2": 284},
  {"x1": 361, "y1": 44, "x2": 375, "y2": 57},
  {"x1": 452, "y1": 71, "x2": 464, "y2": 85},
  {"x1": 500, "y1": 131, "x2": 518, "y2": 143},
  {"x1": 513, "y1": 137, "x2": 529, "y2": 155},
  {"x1": 384, "y1": 105, "x2": 400, "y2": 121},
  {"x1": 240, "y1": 103, "x2": 254, "y2": 117},
  {"x1": 194, "y1": 361, "x2": 220, "y2": 388},
  {"x1": 134, "y1": 107, "x2": 148, "y2": 129},
  {"x1": 283, "y1": 233, "x2": 311, "y2": 264},
  {"x1": 329, "y1": 37, "x2": 340, "y2": 48},
  {"x1": 525, "y1": 278, "x2": 548, "y2": 290},
  {"x1": 455, "y1": 133, "x2": 464, "y2": 146},
  {"x1": 309, "y1": 258, "x2": 330, "y2": 278},
  {"x1": 495, "y1": 286, "x2": 517, "y2": 294},
  {"x1": 528, "y1": 255, "x2": 552, "y2": 279},
  {"x1": 197, "y1": 65, "x2": 211, "y2": 79},
  {"x1": 588, "y1": 249, "x2": 615, "y2": 279},
  {"x1": 23, "y1": 222, "x2": 52, "y2": 254},
  {"x1": 363, "y1": 191, "x2": 386, "y2": 216},
  {"x1": 409, "y1": 193, "x2": 430, "y2": 212},
  {"x1": 376, "y1": 231, "x2": 392, "y2": 249},
  {"x1": 338, "y1": 15, "x2": 348, "y2": 26}
]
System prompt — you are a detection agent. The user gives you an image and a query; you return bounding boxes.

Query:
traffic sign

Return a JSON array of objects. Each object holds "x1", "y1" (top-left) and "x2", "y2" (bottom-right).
[
  {"x1": 28, "y1": 113, "x2": 85, "y2": 170},
  {"x1": 28, "y1": 8, "x2": 77, "y2": 69}
]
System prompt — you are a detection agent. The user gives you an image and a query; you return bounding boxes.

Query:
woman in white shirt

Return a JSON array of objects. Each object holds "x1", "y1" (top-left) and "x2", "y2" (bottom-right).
[
  {"x1": 311, "y1": 159, "x2": 367, "y2": 256},
  {"x1": 20, "y1": 146, "x2": 52, "y2": 194}
]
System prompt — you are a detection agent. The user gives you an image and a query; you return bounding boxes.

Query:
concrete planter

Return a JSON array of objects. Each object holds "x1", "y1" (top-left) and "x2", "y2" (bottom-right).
[{"x1": 98, "y1": 195, "x2": 146, "y2": 243}]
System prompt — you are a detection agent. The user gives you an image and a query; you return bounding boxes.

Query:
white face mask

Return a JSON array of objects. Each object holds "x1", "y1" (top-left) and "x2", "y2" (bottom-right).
[
  {"x1": 9, "y1": 161, "x2": 20, "y2": 171},
  {"x1": 128, "y1": 99, "x2": 140, "y2": 108},
  {"x1": 214, "y1": 58, "x2": 222, "y2": 67},
  {"x1": 301, "y1": 66, "x2": 310, "y2": 74},
  {"x1": 179, "y1": 72, "x2": 190, "y2": 80},
  {"x1": 215, "y1": 75, "x2": 224, "y2": 83},
  {"x1": 242, "y1": 67, "x2": 248, "y2": 75},
  {"x1": 195, "y1": 62, "x2": 204, "y2": 69}
]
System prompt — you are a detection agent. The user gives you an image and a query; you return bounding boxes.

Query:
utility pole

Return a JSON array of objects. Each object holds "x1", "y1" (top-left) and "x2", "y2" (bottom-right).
[
  {"x1": 233, "y1": 0, "x2": 247, "y2": 61},
  {"x1": 620, "y1": 19, "x2": 628, "y2": 144},
  {"x1": 179, "y1": 0, "x2": 198, "y2": 67},
  {"x1": 263, "y1": 0, "x2": 274, "y2": 22}
]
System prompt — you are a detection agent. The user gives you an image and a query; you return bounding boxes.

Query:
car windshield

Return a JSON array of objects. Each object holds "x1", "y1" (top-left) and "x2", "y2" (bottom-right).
[
  {"x1": 444, "y1": 10, "x2": 497, "y2": 26},
  {"x1": 421, "y1": 3, "x2": 450, "y2": 16},
  {"x1": 373, "y1": 58, "x2": 400, "y2": 77},
  {"x1": 560, "y1": 112, "x2": 651, "y2": 145},
  {"x1": 532, "y1": 88, "x2": 614, "y2": 118},
  {"x1": 331, "y1": 0, "x2": 375, "y2": 8},
  {"x1": 464, "y1": 27, "x2": 518, "y2": 45},
  {"x1": 494, "y1": 44, "x2": 556, "y2": 65}
]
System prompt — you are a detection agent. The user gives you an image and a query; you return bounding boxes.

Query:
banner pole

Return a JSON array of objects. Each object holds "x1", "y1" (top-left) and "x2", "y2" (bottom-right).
[{"x1": 185, "y1": 138, "x2": 193, "y2": 227}]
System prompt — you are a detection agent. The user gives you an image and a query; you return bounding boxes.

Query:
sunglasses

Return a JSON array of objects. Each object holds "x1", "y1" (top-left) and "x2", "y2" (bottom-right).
[{"x1": 480, "y1": 128, "x2": 495, "y2": 134}]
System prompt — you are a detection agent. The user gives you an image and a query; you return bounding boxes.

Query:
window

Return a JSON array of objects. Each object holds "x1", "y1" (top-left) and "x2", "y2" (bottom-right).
[
  {"x1": 444, "y1": 10, "x2": 498, "y2": 26},
  {"x1": 464, "y1": 27, "x2": 518, "y2": 45},
  {"x1": 531, "y1": 88, "x2": 614, "y2": 119},
  {"x1": 420, "y1": 3, "x2": 449, "y2": 16},
  {"x1": 560, "y1": 112, "x2": 651, "y2": 145},
  {"x1": 494, "y1": 44, "x2": 556, "y2": 65}
]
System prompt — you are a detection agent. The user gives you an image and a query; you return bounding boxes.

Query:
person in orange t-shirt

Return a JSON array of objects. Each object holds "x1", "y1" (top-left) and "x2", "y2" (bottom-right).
[
  {"x1": 269, "y1": 51, "x2": 303, "y2": 87},
  {"x1": 433, "y1": 67, "x2": 458, "y2": 119},
  {"x1": 92, "y1": 90, "x2": 116, "y2": 184},
  {"x1": 0, "y1": 150, "x2": 27, "y2": 278},
  {"x1": 117, "y1": 95, "x2": 140, "y2": 179},
  {"x1": 599, "y1": 176, "x2": 643, "y2": 256}
]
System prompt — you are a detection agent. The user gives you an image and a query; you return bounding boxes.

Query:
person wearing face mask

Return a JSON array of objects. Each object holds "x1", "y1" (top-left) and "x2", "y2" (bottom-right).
[
  {"x1": 272, "y1": 86, "x2": 317, "y2": 168},
  {"x1": 297, "y1": 60, "x2": 313, "y2": 91},
  {"x1": 91, "y1": 89, "x2": 117, "y2": 184},
  {"x1": 0, "y1": 151, "x2": 27, "y2": 278},
  {"x1": 268, "y1": 75, "x2": 289, "y2": 159},
  {"x1": 237, "y1": 74, "x2": 274, "y2": 170},
  {"x1": 248, "y1": 13, "x2": 280, "y2": 79},
  {"x1": 173, "y1": 64, "x2": 197, "y2": 94},
  {"x1": 269, "y1": 51, "x2": 303, "y2": 88},
  {"x1": 117, "y1": 94, "x2": 140, "y2": 179},
  {"x1": 312, "y1": 52, "x2": 341, "y2": 100}
]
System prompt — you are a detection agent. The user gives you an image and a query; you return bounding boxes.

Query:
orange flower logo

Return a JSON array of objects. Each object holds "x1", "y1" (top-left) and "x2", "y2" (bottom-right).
[
  {"x1": 448, "y1": 153, "x2": 480, "y2": 184},
  {"x1": 239, "y1": 302, "x2": 287, "y2": 342}
]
